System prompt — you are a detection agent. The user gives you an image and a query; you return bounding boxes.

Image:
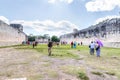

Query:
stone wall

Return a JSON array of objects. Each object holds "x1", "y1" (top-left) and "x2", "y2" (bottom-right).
[
  {"x1": 0, "y1": 20, "x2": 27, "y2": 46},
  {"x1": 60, "y1": 18, "x2": 120, "y2": 48}
]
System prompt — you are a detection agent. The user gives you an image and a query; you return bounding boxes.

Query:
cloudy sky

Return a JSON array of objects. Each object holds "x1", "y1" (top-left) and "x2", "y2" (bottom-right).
[{"x1": 0, "y1": 0, "x2": 120, "y2": 36}]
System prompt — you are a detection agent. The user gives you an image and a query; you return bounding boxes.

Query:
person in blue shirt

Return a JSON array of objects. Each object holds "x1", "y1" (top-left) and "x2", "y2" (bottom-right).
[{"x1": 73, "y1": 41, "x2": 77, "y2": 48}]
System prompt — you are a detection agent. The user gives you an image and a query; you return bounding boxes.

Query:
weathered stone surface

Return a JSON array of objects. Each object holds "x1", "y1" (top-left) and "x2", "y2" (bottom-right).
[
  {"x1": 0, "y1": 20, "x2": 27, "y2": 46},
  {"x1": 60, "y1": 18, "x2": 120, "y2": 48}
]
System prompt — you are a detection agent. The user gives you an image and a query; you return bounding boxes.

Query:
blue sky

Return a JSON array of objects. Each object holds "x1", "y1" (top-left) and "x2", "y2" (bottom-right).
[{"x1": 0, "y1": 0, "x2": 120, "y2": 36}]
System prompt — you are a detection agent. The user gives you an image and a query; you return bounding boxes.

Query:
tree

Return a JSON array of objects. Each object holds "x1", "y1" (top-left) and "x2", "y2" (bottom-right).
[
  {"x1": 37, "y1": 35, "x2": 43, "y2": 39},
  {"x1": 28, "y1": 34, "x2": 36, "y2": 41},
  {"x1": 51, "y1": 35, "x2": 60, "y2": 42},
  {"x1": 43, "y1": 34, "x2": 50, "y2": 39}
]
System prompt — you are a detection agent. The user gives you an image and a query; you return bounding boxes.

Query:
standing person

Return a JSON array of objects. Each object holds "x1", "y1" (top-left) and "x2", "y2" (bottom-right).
[
  {"x1": 35, "y1": 41, "x2": 38, "y2": 46},
  {"x1": 32, "y1": 41, "x2": 35, "y2": 48},
  {"x1": 81, "y1": 41, "x2": 83, "y2": 45},
  {"x1": 73, "y1": 41, "x2": 77, "y2": 48},
  {"x1": 89, "y1": 41, "x2": 95, "y2": 55},
  {"x1": 95, "y1": 41, "x2": 101, "y2": 57},
  {"x1": 71, "y1": 41, "x2": 73, "y2": 48},
  {"x1": 48, "y1": 39, "x2": 53, "y2": 56}
]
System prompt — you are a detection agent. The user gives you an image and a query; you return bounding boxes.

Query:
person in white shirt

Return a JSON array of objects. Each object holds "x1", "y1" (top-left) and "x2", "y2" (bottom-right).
[{"x1": 89, "y1": 41, "x2": 95, "y2": 55}]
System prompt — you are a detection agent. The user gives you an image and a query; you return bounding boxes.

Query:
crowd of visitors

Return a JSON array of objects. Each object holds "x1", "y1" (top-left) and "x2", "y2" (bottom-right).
[{"x1": 22, "y1": 39, "x2": 102, "y2": 57}]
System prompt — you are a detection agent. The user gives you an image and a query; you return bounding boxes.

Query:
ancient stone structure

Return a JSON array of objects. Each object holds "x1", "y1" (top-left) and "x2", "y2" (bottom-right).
[
  {"x1": 0, "y1": 20, "x2": 27, "y2": 46},
  {"x1": 60, "y1": 18, "x2": 120, "y2": 48},
  {"x1": 10, "y1": 24, "x2": 23, "y2": 32}
]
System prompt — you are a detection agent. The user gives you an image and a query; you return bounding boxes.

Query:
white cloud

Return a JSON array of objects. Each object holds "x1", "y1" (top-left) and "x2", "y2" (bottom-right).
[
  {"x1": 48, "y1": 0, "x2": 56, "y2": 4},
  {"x1": 0, "y1": 16, "x2": 9, "y2": 24},
  {"x1": 0, "y1": 16, "x2": 78, "y2": 36},
  {"x1": 85, "y1": 0, "x2": 120, "y2": 12},
  {"x1": 94, "y1": 15, "x2": 120, "y2": 25},
  {"x1": 48, "y1": 0, "x2": 73, "y2": 4},
  {"x1": 64, "y1": 0, "x2": 73, "y2": 4},
  {"x1": 11, "y1": 19, "x2": 79, "y2": 36}
]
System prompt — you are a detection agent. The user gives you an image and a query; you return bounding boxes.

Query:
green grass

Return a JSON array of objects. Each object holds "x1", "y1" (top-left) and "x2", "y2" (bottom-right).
[
  {"x1": 91, "y1": 71, "x2": 103, "y2": 77},
  {"x1": 14, "y1": 44, "x2": 120, "y2": 79},
  {"x1": 105, "y1": 71, "x2": 115, "y2": 76},
  {"x1": 60, "y1": 65, "x2": 83, "y2": 75},
  {"x1": 28, "y1": 74, "x2": 43, "y2": 80},
  {"x1": 59, "y1": 65, "x2": 89, "y2": 80},
  {"x1": 78, "y1": 72, "x2": 89, "y2": 80},
  {"x1": 16, "y1": 44, "x2": 80, "y2": 59}
]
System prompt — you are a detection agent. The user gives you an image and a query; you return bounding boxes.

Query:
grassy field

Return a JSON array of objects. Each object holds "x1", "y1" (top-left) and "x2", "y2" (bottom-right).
[
  {"x1": 1, "y1": 44, "x2": 119, "y2": 80},
  {"x1": 15, "y1": 44, "x2": 120, "y2": 79},
  {"x1": 16, "y1": 44, "x2": 80, "y2": 59}
]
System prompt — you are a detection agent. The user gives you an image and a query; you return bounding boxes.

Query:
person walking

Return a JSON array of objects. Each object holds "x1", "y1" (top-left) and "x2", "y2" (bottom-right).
[
  {"x1": 81, "y1": 41, "x2": 83, "y2": 45},
  {"x1": 95, "y1": 41, "x2": 101, "y2": 57},
  {"x1": 48, "y1": 39, "x2": 53, "y2": 56},
  {"x1": 89, "y1": 41, "x2": 95, "y2": 55}
]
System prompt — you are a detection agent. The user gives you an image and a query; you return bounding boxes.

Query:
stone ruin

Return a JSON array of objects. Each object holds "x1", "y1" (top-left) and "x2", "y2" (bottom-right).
[
  {"x1": 60, "y1": 18, "x2": 120, "y2": 48},
  {"x1": 0, "y1": 20, "x2": 27, "y2": 46}
]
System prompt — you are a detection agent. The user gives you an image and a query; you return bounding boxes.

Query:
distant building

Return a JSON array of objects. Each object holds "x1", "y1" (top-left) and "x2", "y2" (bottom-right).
[{"x1": 10, "y1": 24, "x2": 23, "y2": 32}]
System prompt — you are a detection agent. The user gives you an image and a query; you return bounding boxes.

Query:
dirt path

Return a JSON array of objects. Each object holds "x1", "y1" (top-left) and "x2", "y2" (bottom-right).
[{"x1": 0, "y1": 47, "x2": 118, "y2": 80}]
